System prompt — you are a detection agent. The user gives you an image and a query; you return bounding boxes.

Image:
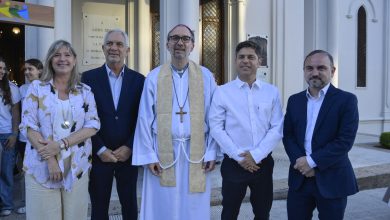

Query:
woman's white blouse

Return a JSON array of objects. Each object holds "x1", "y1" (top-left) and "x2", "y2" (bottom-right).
[{"x1": 19, "y1": 80, "x2": 100, "y2": 191}]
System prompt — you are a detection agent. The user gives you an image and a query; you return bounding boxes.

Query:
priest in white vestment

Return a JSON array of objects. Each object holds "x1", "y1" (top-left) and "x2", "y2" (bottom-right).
[{"x1": 132, "y1": 24, "x2": 218, "y2": 220}]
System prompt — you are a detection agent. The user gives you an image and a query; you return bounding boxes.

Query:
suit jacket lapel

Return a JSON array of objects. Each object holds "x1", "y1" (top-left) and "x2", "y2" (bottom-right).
[
  {"x1": 313, "y1": 84, "x2": 338, "y2": 135},
  {"x1": 98, "y1": 65, "x2": 116, "y2": 112},
  {"x1": 298, "y1": 92, "x2": 308, "y2": 147},
  {"x1": 117, "y1": 66, "x2": 133, "y2": 111}
]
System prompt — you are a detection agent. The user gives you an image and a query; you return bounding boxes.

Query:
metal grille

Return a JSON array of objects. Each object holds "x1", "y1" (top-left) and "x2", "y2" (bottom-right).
[
  {"x1": 202, "y1": 0, "x2": 224, "y2": 85},
  {"x1": 151, "y1": 12, "x2": 160, "y2": 69}
]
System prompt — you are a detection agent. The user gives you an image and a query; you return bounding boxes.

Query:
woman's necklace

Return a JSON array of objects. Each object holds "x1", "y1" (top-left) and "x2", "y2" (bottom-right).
[{"x1": 61, "y1": 101, "x2": 71, "y2": 129}]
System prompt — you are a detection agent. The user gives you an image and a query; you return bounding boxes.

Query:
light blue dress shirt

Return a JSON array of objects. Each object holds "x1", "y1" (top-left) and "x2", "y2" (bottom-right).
[
  {"x1": 97, "y1": 64, "x2": 125, "y2": 155},
  {"x1": 305, "y1": 83, "x2": 330, "y2": 168}
]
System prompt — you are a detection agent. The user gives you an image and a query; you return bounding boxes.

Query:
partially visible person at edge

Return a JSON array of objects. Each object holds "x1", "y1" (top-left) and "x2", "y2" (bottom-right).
[
  {"x1": 82, "y1": 29, "x2": 145, "y2": 220},
  {"x1": 283, "y1": 50, "x2": 359, "y2": 220},
  {"x1": 16, "y1": 58, "x2": 43, "y2": 215},
  {"x1": 209, "y1": 40, "x2": 283, "y2": 220},
  {"x1": 132, "y1": 24, "x2": 217, "y2": 220},
  {"x1": 19, "y1": 40, "x2": 100, "y2": 220},
  {"x1": 0, "y1": 57, "x2": 21, "y2": 217}
]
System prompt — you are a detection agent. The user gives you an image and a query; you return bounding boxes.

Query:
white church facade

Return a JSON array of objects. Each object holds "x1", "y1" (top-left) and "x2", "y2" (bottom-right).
[{"x1": 23, "y1": 0, "x2": 390, "y2": 136}]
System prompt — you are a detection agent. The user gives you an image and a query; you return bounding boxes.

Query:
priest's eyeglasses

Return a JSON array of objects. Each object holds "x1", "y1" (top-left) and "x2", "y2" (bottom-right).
[{"x1": 168, "y1": 35, "x2": 192, "y2": 43}]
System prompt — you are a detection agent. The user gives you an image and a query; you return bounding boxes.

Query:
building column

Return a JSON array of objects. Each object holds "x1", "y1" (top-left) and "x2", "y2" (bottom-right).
[
  {"x1": 54, "y1": 0, "x2": 71, "y2": 42},
  {"x1": 25, "y1": 0, "x2": 54, "y2": 61},
  {"x1": 237, "y1": 0, "x2": 246, "y2": 42},
  {"x1": 383, "y1": 0, "x2": 390, "y2": 132},
  {"x1": 160, "y1": 0, "x2": 179, "y2": 63},
  {"x1": 37, "y1": 0, "x2": 54, "y2": 60},
  {"x1": 137, "y1": 0, "x2": 151, "y2": 75},
  {"x1": 224, "y1": 0, "x2": 234, "y2": 82},
  {"x1": 179, "y1": 0, "x2": 199, "y2": 62},
  {"x1": 272, "y1": 0, "x2": 305, "y2": 106},
  {"x1": 224, "y1": 0, "x2": 245, "y2": 81},
  {"x1": 327, "y1": 0, "x2": 339, "y2": 87},
  {"x1": 160, "y1": 0, "x2": 199, "y2": 63}
]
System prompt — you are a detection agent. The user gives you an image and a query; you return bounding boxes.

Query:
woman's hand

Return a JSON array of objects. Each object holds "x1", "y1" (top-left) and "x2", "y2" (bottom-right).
[
  {"x1": 47, "y1": 157, "x2": 63, "y2": 182},
  {"x1": 37, "y1": 139, "x2": 61, "y2": 160}
]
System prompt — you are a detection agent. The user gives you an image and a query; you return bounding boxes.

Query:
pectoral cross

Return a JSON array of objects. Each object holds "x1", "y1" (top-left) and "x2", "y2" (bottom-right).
[{"x1": 176, "y1": 107, "x2": 187, "y2": 123}]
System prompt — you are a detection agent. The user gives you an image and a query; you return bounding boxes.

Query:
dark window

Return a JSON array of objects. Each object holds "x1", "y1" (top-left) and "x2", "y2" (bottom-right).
[
  {"x1": 357, "y1": 6, "x2": 366, "y2": 87},
  {"x1": 201, "y1": 0, "x2": 224, "y2": 85},
  {"x1": 151, "y1": 1, "x2": 160, "y2": 69}
]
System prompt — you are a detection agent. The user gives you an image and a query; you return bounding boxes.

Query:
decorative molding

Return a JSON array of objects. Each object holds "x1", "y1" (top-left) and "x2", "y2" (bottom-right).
[{"x1": 346, "y1": 0, "x2": 377, "y2": 22}]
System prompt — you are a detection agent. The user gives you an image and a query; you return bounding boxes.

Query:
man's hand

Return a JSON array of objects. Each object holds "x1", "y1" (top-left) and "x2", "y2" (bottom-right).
[
  {"x1": 47, "y1": 157, "x2": 62, "y2": 182},
  {"x1": 238, "y1": 151, "x2": 260, "y2": 173},
  {"x1": 5, "y1": 135, "x2": 17, "y2": 149},
  {"x1": 202, "y1": 160, "x2": 216, "y2": 172},
  {"x1": 304, "y1": 168, "x2": 315, "y2": 177},
  {"x1": 294, "y1": 156, "x2": 312, "y2": 175},
  {"x1": 148, "y1": 163, "x2": 162, "y2": 176},
  {"x1": 112, "y1": 146, "x2": 131, "y2": 162},
  {"x1": 99, "y1": 149, "x2": 118, "y2": 163},
  {"x1": 37, "y1": 139, "x2": 61, "y2": 160}
]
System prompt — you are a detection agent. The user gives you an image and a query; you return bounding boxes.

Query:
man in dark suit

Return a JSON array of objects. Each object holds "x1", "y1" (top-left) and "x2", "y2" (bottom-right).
[
  {"x1": 283, "y1": 50, "x2": 359, "y2": 220},
  {"x1": 81, "y1": 29, "x2": 145, "y2": 220}
]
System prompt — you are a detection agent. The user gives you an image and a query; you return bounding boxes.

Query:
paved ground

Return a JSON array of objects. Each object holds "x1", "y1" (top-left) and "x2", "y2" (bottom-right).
[
  {"x1": 3, "y1": 133, "x2": 390, "y2": 219},
  {"x1": 212, "y1": 187, "x2": 390, "y2": 220}
]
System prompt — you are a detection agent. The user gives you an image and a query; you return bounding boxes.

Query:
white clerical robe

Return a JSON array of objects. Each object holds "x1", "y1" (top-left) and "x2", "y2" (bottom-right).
[{"x1": 132, "y1": 65, "x2": 218, "y2": 220}]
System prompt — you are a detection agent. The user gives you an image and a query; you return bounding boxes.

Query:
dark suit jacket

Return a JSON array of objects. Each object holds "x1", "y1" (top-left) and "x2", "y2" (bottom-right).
[
  {"x1": 81, "y1": 65, "x2": 145, "y2": 161},
  {"x1": 283, "y1": 84, "x2": 359, "y2": 199}
]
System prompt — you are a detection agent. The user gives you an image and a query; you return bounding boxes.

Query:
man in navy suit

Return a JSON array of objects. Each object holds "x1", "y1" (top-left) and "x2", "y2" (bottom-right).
[
  {"x1": 283, "y1": 50, "x2": 359, "y2": 220},
  {"x1": 81, "y1": 29, "x2": 145, "y2": 220}
]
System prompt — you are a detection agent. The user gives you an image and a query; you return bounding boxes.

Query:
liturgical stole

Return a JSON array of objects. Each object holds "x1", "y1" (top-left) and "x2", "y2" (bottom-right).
[{"x1": 157, "y1": 60, "x2": 206, "y2": 193}]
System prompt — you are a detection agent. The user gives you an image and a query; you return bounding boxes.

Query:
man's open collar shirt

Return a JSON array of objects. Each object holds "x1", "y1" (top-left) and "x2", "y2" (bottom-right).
[
  {"x1": 304, "y1": 83, "x2": 330, "y2": 168},
  {"x1": 209, "y1": 77, "x2": 283, "y2": 163}
]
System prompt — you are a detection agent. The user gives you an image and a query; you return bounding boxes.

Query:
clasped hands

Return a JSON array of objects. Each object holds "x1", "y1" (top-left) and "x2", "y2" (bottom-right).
[
  {"x1": 147, "y1": 160, "x2": 216, "y2": 177},
  {"x1": 99, "y1": 146, "x2": 131, "y2": 163},
  {"x1": 37, "y1": 139, "x2": 61, "y2": 160},
  {"x1": 294, "y1": 156, "x2": 315, "y2": 177},
  {"x1": 238, "y1": 151, "x2": 260, "y2": 173},
  {"x1": 36, "y1": 139, "x2": 63, "y2": 182}
]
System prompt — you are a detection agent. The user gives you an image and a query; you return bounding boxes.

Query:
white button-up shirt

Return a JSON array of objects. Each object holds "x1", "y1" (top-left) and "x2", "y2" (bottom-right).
[
  {"x1": 305, "y1": 83, "x2": 330, "y2": 168},
  {"x1": 209, "y1": 77, "x2": 283, "y2": 163}
]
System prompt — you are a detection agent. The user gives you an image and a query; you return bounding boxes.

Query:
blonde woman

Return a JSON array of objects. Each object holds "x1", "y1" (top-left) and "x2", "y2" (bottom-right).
[{"x1": 20, "y1": 40, "x2": 100, "y2": 219}]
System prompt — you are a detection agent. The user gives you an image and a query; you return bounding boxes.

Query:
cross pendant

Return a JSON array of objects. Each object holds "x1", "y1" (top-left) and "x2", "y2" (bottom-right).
[{"x1": 176, "y1": 107, "x2": 187, "y2": 123}]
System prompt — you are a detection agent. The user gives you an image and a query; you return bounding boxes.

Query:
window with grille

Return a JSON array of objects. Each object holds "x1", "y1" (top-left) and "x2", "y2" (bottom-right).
[
  {"x1": 151, "y1": 1, "x2": 160, "y2": 69},
  {"x1": 201, "y1": 0, "x2": 224, "y2": 85}
]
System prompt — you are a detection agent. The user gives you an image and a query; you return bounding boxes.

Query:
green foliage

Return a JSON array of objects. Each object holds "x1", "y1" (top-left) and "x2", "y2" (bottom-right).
[{"x1": 380, "y1": 132, "x2": 390, "y2": 149}]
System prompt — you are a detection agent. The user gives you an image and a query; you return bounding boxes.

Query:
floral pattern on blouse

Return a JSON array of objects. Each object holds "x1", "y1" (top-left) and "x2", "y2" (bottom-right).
[{"x1": 19, "y1": 79, "x2": 100, "y2": 191}]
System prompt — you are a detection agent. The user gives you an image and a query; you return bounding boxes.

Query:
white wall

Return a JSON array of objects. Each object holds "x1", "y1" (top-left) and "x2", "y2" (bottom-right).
[
  {"x1": 244, "y1": 0, "x2": 305, "y2": 107},
  {"x1": 331, "y1": 0, "x2": 385, "y2": 135},
  {"x1": 71, "y1": 0, "x2": 126, "y2": 73}
]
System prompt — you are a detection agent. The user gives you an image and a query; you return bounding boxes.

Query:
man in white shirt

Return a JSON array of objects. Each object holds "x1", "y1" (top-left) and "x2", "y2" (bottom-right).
[{"x1": 209, "y1": 40, "x2": 283, "y2": 220}]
